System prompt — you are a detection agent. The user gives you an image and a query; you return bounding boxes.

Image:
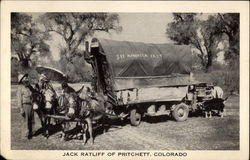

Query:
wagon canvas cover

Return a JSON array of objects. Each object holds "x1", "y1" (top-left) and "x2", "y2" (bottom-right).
[{"x1": 95, "y1": 39, "x2": 192, "y2": 90}]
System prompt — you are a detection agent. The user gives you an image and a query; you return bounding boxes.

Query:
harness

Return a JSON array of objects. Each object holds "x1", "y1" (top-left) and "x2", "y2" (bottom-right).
[
  {"x1": 79, "y1": 98, "x2": 91, "y2": 118},
  {"x1": 57, "y1": 93, "x2": 79, "y2": 119}
]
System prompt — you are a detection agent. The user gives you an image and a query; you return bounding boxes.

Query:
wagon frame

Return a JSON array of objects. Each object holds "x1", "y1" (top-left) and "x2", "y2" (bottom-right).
[{"x1": 84, "y1": 38, "x2": 218, "y2": 126}]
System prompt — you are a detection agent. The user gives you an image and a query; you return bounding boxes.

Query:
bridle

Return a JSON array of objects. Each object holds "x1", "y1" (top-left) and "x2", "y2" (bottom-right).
[
  {"x1": 43, "y1": 89, "x2": 55, "y2": 110},
  {"x1": 68, "y1": 94, "x2": 78, "y2": 110},
  {"x1": 31, "y1": 92, "x2": 42, "y2": 102},
  {"x1": 58, "y1": 93, "x2": 77, "y2": 115},
  {"x1": 30, "y1": 91, "x2": 45, "y2": 111}
]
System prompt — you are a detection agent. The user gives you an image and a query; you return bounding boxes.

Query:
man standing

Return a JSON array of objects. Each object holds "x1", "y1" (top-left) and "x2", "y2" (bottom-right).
[{"x1": 17, "y1": 73, "x2": 34, "y2": 139}]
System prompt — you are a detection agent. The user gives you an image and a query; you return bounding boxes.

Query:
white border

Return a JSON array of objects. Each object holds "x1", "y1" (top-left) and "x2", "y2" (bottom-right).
[{"x1": 1, "y1": 1, "x2": 249, "y2": 160}]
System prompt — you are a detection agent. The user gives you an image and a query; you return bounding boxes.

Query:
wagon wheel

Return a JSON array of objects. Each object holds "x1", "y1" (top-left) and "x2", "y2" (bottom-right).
[
  {"x1": 172, "y1": 103, "x2": 189, "y2": 122},
  {"x1": 130, "y1": 108, "x2": 141, "y2": 126}
]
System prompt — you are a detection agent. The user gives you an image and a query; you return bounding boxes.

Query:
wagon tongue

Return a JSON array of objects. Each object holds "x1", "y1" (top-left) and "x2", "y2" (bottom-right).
[{"x1": 36, "y1": 65, "x2": 67, "y2": 82}]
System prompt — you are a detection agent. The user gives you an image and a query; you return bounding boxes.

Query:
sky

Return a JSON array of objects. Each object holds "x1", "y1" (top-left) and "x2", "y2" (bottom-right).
[
  {"x1": 94, "y1": 13, "x2": 173, "y2": 44},
  {"x1": 34, "y1": 13, "x2": 174, "y2": 61},
  {"x1": 30, "y1": 12, "x2": 224, "y2": 63}
]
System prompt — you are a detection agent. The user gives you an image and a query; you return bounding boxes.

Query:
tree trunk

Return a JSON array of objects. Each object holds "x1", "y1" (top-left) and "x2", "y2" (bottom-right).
[
  {"x1": 21, "y1": 58, "x2": 30, "y2": 68},
  {"x1": 205, "y1": 51, "x2": 213, "y2": 72}
]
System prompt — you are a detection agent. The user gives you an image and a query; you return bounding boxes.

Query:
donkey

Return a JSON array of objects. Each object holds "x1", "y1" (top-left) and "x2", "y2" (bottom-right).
[
  {"x1": 36, "y1": 88, "x2": 59, "y2": 138},
  {"x1": 57, "y1": 93, "x2": 81, "y2": 141},
  {"x1": 79, "y1": 92, "x2": 107, "y2": 145},
  {"x1": 30, "y1": 90, "x2": 46, "y2": 127},
  {"x1": 58, "y1": 85, "x2": 108, "y2": 144},
  {"x1": 203, "y1": 97, "x2": 229, "y2": 118},
  {"x1": 29, "y1": 85, "x2": 58, "y2": 137}
]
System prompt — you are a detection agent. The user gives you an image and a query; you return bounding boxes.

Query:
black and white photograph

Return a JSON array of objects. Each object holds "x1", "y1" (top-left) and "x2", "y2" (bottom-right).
[
  {"x1": 10, "y1": 11, "x2": 240, "y2": 150},
  {"x1": 1, "y1": 1, "x2": 249, "y2": 160}
]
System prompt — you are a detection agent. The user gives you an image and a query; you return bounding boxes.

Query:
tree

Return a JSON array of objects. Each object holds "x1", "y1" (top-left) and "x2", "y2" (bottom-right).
[
  {"x1": 166, "y1": 13, "x2": 239, "y2": 71},
  {"x1": 11, "y1": 13, "x2": 50, "y2": 67},
  {"x1": 166, "y1": 13, "x2": 221, "y2": 71},
  {"x1": 200, "y1": 15, "x2": 223, "y2": 70},
  {"x1": 167, "y1": 13, "x2": 239, "y2": 94},
  {"x1": 217, "y1": 13, "x2": 239, "y2": 66},
  {"x1": 58, "y1": 51, "x2": 92, "y2": 82},
  {"x1": 167, "y1": 13, "x2": 198, "y2": 45},
  {"x1": 39, "y1": 13, "x2": 121, "y2": 62},
  {"x1": 11, "y1": 56, "x2": 19, "y2": 83}
]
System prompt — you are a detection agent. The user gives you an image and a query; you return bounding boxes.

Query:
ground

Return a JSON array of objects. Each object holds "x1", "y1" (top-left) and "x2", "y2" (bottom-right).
[{"x1": 11, "y1": 84, "x2": 239, "y2": 150}]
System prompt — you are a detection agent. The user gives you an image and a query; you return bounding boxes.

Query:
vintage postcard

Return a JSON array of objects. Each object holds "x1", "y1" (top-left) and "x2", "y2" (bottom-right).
[{"x1": 1, "y1": 1, "x2": 249, "y2": 160}]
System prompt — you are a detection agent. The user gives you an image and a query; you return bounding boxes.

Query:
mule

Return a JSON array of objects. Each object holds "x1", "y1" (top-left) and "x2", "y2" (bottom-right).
[
  {"x1": 78, "y1": 92, "x2": 107, "y2": 145},
  {"x1": 29, "y1": 86, "x2": 58, "y2": 137},
  {"x1": 30, "y1": 90, "x2": 46, "y2": 127},
  {"x1": 57, "y1": 93, "x2": 82, "y2": 141},
  {"x1": 38, "y1": 88, "x2": 59, "y2": 138},
  {"x1": 58, "y1": 88, "x2": 107, "y2": 144},
  {"x1": 203, "y1": 97, "x2": 229, "y2": 118}
]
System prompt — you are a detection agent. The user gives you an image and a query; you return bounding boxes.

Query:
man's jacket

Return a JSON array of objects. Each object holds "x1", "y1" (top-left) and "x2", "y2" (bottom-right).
[{"x1": 17, "y1": 85, "x2": 33, "y2": 109}]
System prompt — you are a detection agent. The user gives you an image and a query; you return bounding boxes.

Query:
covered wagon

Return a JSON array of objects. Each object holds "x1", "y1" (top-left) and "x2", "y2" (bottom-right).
[{"x1": 85, "y1": 38, "x2": 224, "y2": 126}]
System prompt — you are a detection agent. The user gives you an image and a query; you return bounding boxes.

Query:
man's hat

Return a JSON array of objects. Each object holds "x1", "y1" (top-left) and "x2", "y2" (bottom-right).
[{"x1": 18, "y1": 73, "x2": 28, "y2": 83}]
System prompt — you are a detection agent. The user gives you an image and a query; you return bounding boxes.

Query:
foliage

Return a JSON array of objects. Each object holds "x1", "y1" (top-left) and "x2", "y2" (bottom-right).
[
  {"x1": 194, "y1": 67, "x2": 239, "y2": 95},
  {"x1": 199, "y1": 15, "x2": 223, "y2": 70},
  {"x1": 39, "y1": 13, "x2": 121, "y2": 62},
  {"x1": 36, "y1": 12, "x2": 121, "y2": 82},
  {"x1": 167, "y1": 13, "x2": 198, "y2": 45},
  {"x1": 58, "y1": 50, "x2": 92, "y2": 82},
  {"x1": 11, "y1": 13, "x2": 51, "y2": 67},
  {"x1": 166, "y1": 13, "x2": 239, "y2": 71},
  {"x1": 11, "y1": 61, "x2": 40, "y2": 84},
  {"x1": 11, "y1": 58, "x2": 19, "y2": 83},
  {"x1": 167, "y1": 13, "x2": 239, "y2": 93},
  {"x1": 217, "y1": 13, "x2": 239, "y2": 65},
  {"x1": 167, "y1": 13, "x2": 215, "y2": 71}
]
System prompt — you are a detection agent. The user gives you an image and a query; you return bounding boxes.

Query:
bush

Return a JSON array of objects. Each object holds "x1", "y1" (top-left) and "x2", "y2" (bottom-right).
[
  {"x1": 59, "y1": 55, "x2": 92, "y2": 83},
  {"x1": 11, "y1": 58, "x2": 40, "y2": 84},
  {"x1": 11, "y1": 58, "x2": 19, "y2": 83},
  {"x1": 11, "y1": 54, "x2": 93, "y2": 84},
  {"x1": 193, "y1": 65, "x2": 239, "y2": 95}
]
